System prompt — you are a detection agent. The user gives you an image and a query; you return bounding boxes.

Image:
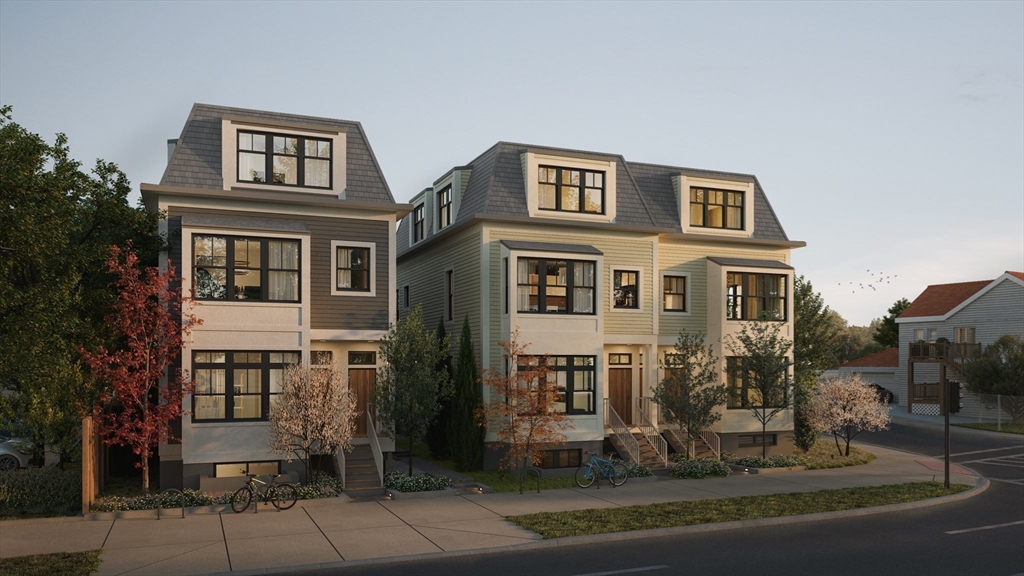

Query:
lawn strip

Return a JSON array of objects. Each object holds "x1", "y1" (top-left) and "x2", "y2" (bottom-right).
[
  {"x1": 800, "y1": 443, "x2": 876, "y2": 470},
  {"x1": 0, "y1": 550, "x2": 102, "y2": 576},
  {"x1": 463, "y1": 470, "x2": 578, "y2": 493},
  {"x1": 507, "y1": 482, "x2": 969, "y2": 538},
  {"x1": 951, "y1": 422, "x2": 1024, "y2": 435}
]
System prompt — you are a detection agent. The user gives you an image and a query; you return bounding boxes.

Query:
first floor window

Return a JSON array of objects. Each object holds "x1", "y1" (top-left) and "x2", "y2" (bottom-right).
[
  {"x1": 193, "y1": 235, "x2": 300, "y2": 302},
  {"x1": 738, "y1": 434, "x2": 777, "y2": 447},
  {"x1": 614, "y1": 270, "x2": 639, "y2": 309},
  {"x1": 215, "y1": 461, "x2": 281, "y2": 478},
  {"x1": 193, "y1": 351, "x2": 300, "y2": 421},
  {"x1": 726, "y1": 272, "x2": 787, "y2": 320},
  {"x1": 336, "y1": 246, "x2": 370, "y2": 291},
  {"x1": 955, "y1": 327, "x2": 975, "y2": 343},
  {"x1": 518, "y1": 355, "x2": 596, "y2": 414},
  {"x1": 726, "y1": 357, "x2": 788, "y2": 409},
  {"x1": 517, "y1": 258, "x2": 595, "y2": 314},
  {"x1": 539, "y1": 449, "x2": 582, "y2": 469},
  {"x1": 663, "y1": 275, "x2": 687, "y2": 312}
]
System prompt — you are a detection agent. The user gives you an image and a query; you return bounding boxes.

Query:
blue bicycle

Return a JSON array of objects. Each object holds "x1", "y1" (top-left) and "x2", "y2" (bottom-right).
[{"x1": 575, "y1": 452, "x2": 628, "y2": 488}]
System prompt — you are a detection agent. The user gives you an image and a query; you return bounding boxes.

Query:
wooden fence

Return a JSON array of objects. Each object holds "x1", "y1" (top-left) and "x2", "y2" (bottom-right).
[{"x1": 81, "y1": 417, "x2": 106, "y2": 514}]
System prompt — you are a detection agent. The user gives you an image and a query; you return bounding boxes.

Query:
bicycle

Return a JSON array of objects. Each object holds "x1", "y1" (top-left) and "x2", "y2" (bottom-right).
[
  {"x1": 230, "y1": 473, "x2": 298, "y2": 513},
  {"x1": 574, "y1": 452, "x2": 628, "y2": 488}
]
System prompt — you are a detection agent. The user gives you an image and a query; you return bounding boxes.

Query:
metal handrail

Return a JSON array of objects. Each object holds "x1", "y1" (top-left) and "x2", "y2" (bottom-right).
[
  {"x1": 604, "y1": 399, "x2": 639, "y2": 464},
  {"x1": 157, "y1": 488, "x2": 184, "y2": 519},
  {"x1": 699, "y1": 429, "x2": 721, "y2": 460},
  {"x1": 337, "y1": 447, "x2": 346, "y2": 490},
  {"x1": 520, "y1": 466, "x2": 542, "y2": 494},
  {"x1": 366, "y1": 403, "x2": 385, "y2": 486},
  {"x1": 634, "y1": 398, "x2": 668, "y2": 467}
]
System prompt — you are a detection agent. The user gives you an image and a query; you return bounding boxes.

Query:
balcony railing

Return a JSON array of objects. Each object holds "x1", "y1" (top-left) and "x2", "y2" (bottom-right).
[{"x1": 912, "y1": 383, "x2": 940, "y2": 403}]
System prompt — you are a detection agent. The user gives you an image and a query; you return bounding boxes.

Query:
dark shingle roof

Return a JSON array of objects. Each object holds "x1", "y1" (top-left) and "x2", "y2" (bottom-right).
[
  {"x1": 707, "y1": 257, "x2": 793, "y2": 270},
  {"x1": 499, "y1": 240, "x2": 603, "y2": 255},
  {"x1": 160, "y1": 103, "x2": 394, "y2": 203}
]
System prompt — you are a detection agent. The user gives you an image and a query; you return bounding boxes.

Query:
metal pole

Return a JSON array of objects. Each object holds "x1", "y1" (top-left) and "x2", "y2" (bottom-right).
[{"x1": 944, "y1": 381, "x2": 950, "y2": 489}]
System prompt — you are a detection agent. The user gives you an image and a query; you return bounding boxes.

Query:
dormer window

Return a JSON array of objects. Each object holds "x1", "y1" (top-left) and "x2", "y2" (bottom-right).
[
  {"x1": 237, "y1": 131, "x2": 332, "y2": 189},
  {"x1": 437, "y1": 186, "x2": 452, "y2": 229},
  {"x1": 538, "y1": 166, "x2": 604, "y2": 214},
  {"x1": 690, "y1": 188, "x2": 744, "y2": 230},
  {"x1": 412, "y1": 204, "x2": 425, "y2": 242}
]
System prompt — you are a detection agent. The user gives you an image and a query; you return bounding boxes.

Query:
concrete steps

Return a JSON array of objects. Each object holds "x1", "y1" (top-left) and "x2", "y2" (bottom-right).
[{"x1": 344, "y1": 444, "x2": 383, "y2": 495}]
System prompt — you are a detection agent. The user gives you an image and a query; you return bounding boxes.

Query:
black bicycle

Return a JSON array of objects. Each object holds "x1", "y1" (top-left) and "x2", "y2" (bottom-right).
[{"x1": 231, "y1": 473, "x2": 297, "y2": 513}]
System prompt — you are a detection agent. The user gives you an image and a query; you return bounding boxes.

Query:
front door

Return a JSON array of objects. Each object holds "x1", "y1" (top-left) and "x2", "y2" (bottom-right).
[
  {"x1": 348, "y1": 368, "x2": 375, "y2": 437},
  {"x1": 609, "y1": 368, "x2": 632, "y2": 425}
]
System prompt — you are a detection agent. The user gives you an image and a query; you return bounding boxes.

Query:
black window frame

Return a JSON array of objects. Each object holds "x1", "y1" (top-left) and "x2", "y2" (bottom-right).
[
  {"x1": 335, "y1": 245, "x2": 371, "y2": 293},
  {"x1": 192, "y1": 234, "x2": 301, "y2": 303},
  {"x1": 726, "y1": 356, "x2": 789, "y2": 410},
  {"x1": 539, "y1": 449, "x2": 582, "y2": 469},
  {"x1": 613, "y1": 270, "x2": 639, "y2": 309},
  {"x1": 537, "y1": 165, "x2": 606, "y2": 214},
  {"x1": 237, "y1": 130, "x2": 332, "y2": 189},
  {"x1": 726, "y1": 272, "x2": 787, "y2": 321},
  {"x1": 214, "y1": 461, "x2": 281, "y2": 478},
  {"x1": 518, "y1": 355, "x2": 597, "y2": 415},
  {"x1": 412, "y1": 205, "x2": 425, "y2": 242},
  {"x1": 663, "y1": 275, "x2": 687, "y2": 312},
  {"x1": 689, "y1": 187, "x2": 744, "y2": 230},
  {"x1": 437, "y1": 185, "x2": 453, "y2": 229},
  {"x1": 738, "y1": 434, "x2": 777, "y2": 447},
  {"x1": 348, "y1": 351, "x2": 377, "y2": 365},
  {"x1": 192, "y1": 350, "x2": 300, "y2": 422},
  {"x1": 445, "y1": 269, "x2": 454, "y2": 321},
  {"x1": 608, "y1": 353, "x2": 632, "y2": 365},
  {"x1": 516, "y1": 257, "x2": 596, "y2": 315}
]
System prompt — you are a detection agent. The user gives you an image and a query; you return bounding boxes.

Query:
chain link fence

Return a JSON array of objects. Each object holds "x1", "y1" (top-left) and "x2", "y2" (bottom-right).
[{"x1": 960, "y1": 392, "x2": 1024, "y2": 430}]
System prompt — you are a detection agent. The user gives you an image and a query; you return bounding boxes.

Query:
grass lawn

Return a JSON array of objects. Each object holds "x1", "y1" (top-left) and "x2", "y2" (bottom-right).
[
  {"x1": 799, "y1": 441, "x2": 876, "y2": 470},
  {"x1": 0, "y1": 550, "x2": 101, "y2": 576},
  {"x1": 952, "y1": 422, "x2": 1024, "y2": 435},
  {"x1": 509, "y1": 482, "x2": 969, "y2": 538}
]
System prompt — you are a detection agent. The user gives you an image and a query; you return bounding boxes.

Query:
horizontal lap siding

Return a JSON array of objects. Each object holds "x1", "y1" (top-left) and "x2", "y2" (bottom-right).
[{"x1": 167, "y1": 207, "x2": 389, "y2": 331}]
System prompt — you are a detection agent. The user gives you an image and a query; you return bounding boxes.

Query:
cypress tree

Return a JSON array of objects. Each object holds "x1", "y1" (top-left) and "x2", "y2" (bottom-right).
[
  {"x1": 451, "y1": 316, "x2": 483, "y2": 471},
  {"x1": 426, "y1": 318, "x2": 452, "y2": 460}
]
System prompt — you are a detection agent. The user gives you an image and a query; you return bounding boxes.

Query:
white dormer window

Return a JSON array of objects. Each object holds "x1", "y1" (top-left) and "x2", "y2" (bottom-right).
[
  {"x1": 690, "y1": 188, "x2": 744, "y2": 230},
  {"x1": 522, "y1": 153, "x2": 617, "y2": 223},
  {"x1": 412, "y1": 204, "x2": 425, "y2": 242},
  {"x1": 237, "y1": 131, "x2": 332, "y2": 189},
  {"x1": 538, "y1": 166, "x2": 605, "y2": 214}
]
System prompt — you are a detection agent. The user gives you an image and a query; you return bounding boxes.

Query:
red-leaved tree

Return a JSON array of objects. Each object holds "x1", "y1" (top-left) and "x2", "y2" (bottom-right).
[{"x1": 80, "y1": 244, "x2": 200, "y2": 492}]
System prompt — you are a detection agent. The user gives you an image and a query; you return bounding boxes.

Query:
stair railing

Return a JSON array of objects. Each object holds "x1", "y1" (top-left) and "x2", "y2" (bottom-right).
[
  {"x1": 699, "y1": 428, "x2": 721, "y2": 460},
  {"x1": 604, "y1": 398, "x2": 639, "y2": 464},
  {"x1": 635, "y1": 398, "x2": 668, "y2": 467},
  {"x1": 337, "y1": 448, "x2": 346, "y2": 489},
  {"x1": 366, "y1": 403, "x2": 385, "y2": 486}
]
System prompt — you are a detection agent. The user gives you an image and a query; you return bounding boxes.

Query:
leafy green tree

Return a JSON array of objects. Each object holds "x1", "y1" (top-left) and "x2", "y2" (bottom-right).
[
  {"x1": 0, "y1": 106, "x2": 163, "y2": 463},
  {"x1": 450, "y1": 316, "x2": 484, "y2": 471},
  {"x1": 425, "y1": 319, "x2": 453, "y2": 460},
  {"x1": 792, "y1": 276, "x2": 841, "y2": 451},
  {"x1": 963, "y1": 334, "x2": 1024, "y2": 423},
  {"x1": 726, "y1": 318, "x2": 794, "y2": 458},
  {"x1": 371, "y1": 306, "x2": 453, "y2": 474},
  {"x1": 653, "y1": 332, "x2": 727, "y2": 458},
  {"x1": 873, "y1": 298, "x2": 911, "y2": 349}
]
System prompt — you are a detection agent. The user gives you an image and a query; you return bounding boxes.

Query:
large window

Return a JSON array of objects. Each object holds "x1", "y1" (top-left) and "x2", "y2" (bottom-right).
[
  {"x1": 412, "y1": 205, "x2": 424, "y2": 242},
  {"x1": 538, "y1": 166, "x2": 604, "y2": 214},
  {"x1": 437, "y1": 186, "x2": 452, "y2": 229},
  {"x1": 663, "y1": 275, "x2": 687, "y2": 312},
  {"x1": 690, "y1": 187, "x2": 744, "y2": 230},
  {"x1": 726, "y1": 357, "x2": 788, "y2": 409},
  {"x1": 517, "y1": 258, "x2": 595, "y2": 314},
  {"x1": 237, "y1": 131, "x2": 331, "y2": 188},
  {"x1": 613, "y1": 270, "x2": 639, "y2": 309},
  {"x1": 193, "y1": 235, "x2": 300, "y2": 302},
  {"x1": 726, "y1": 272, "x2": 787, "y2": 321},
  {"x1": 335, "y1": 246, "x2": 370, "y2": 292},
  {"x1": 518, "y1": 355, "x2": 596, "y2": 414},
  {"x1": 193, "y1": 351, "x2": 300, "y2": 422}
]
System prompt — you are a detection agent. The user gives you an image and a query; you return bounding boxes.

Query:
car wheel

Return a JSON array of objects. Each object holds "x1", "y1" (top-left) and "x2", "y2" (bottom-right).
[
  {"x1": 886, "y1": 392, "x2": 894, "y2": 404},
  {"x1": 0, "y1": 455, "x2": 19, "y2": 471}
]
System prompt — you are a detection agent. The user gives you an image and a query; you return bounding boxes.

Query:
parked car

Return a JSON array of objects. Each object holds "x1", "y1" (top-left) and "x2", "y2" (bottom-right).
[
  {"x1": 0, "y1": 433, "x2": 33, "y2": 471},
  {"x1": 868, "y1": 384, "x2": 895, "y2": 404}
]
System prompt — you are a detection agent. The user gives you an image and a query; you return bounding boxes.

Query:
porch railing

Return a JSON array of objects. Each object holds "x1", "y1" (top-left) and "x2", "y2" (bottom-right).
[
  {"x1": 699, "y1": 429, "x2": 721, "y2": 460},
  {"x1": 913, "y1": 383, "x2": 940, "y2": 402},
  {"x1": 635, "y1": 398, "x2": 668, "y2": 467},
  {"x1": 638, "y1": 396, "x2": 720, "y2": 460},
  {"x1": 366, "y1": 403, "x2": 385, "y2": 485},
  {"x1": 604, "y1": 398, "x2": 639, "y2": 464}
]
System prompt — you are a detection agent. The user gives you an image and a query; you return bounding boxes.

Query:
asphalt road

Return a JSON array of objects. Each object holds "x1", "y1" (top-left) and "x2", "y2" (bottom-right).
[{"x1": 288, "y1": 418, "x2": 1024, "y2": 576}]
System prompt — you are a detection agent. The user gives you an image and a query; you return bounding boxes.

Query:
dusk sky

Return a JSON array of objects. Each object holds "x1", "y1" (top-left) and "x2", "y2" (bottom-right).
[{"x1": 2, "y1": 1, "x2": 1021, "y2": 326}]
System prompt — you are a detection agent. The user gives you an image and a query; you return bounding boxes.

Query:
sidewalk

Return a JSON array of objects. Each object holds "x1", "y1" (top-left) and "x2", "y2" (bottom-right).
[{"x1": 0, "y1": 443, "x2": 982, "y2": 576}]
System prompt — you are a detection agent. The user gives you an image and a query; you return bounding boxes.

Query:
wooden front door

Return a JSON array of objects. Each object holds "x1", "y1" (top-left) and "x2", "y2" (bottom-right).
[
  {"x1": 348, "y1": 368, "x2": 375, "y2": 437},
  {"x1": 609, "y1": 368, "x2": 633, "y2": 425}
]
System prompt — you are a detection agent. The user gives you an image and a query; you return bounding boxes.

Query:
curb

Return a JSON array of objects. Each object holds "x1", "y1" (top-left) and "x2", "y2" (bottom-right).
[{"x1": 208, "y1": 475, "x2": 990, "y2": 576}]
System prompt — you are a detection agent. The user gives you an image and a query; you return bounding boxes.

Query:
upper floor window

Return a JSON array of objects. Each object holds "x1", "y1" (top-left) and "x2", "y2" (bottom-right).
[
  {"x1": 412, "y1": 204, "x2": 425, "y2": 242},
  {"x1": 517, "y1": 258, "x2": 595, "y2": 314},
  {"x1": 193, "y1": 235, "x2": 300, "y2": 302},
  {"x1": 437, "y1": 186, "x2": 452, "y2": 230},
  {"x1": 538, "y1": 166, "x2": 604, "y2": 214},
  {"x1": 517, "y1": 355, "x2": 596, "y2": 414},
  {"x1": 613, "y1": 270, "x2": 639, "y2": 309},
  {"x1": 726, "y1": 272, "x2": 786, "y2": 321},
  {"x1": 238, "y1": 131, "x2": 331, "y2": 188},
  {"x1": 336, "y1": 246, "x2": 370, "y2": 292},
  {"x1": 914, "y1": 328, "x2": 937, "y2": 343},
  {"x1": 663, "y1": 275, "x2": 687, "y2": 312},
  {"x1": 193, "y1": 351, "x2": 300, "y2": 422},
  {"x1": 691, "y1": 188, "x2": 744, "y2": 230}
]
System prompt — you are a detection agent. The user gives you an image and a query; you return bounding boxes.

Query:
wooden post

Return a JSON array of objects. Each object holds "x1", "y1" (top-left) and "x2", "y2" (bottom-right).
[
  {"x1": 907, "y1": 355, "x2": 914, "y2": 414},
  {"x1": 81, "y1": 417, "x2": 93, "y2": 515}
]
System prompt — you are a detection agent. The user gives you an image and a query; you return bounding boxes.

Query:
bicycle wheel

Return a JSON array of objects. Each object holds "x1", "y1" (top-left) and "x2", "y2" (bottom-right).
[
  {"x1": 611, "y1": 462, "x2": 629, "y2": 486},
  {"x1": 272, "y1": 483, "x2": 297, "y2": 510},
  {"x1": 574, "y1": 464, "x2": 595, "y2": 488},
  {"x1": 231, "y1": 486, "x2": 252, "y2": 513}
]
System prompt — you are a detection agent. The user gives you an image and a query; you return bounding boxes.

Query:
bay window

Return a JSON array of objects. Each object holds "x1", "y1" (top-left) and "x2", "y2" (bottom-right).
[
  {"x1": 193, "y1": 235, "x2": 300, "y2": 302},
  {"x1": 518, "y1": 355, "x2": 597, "y2": 414},
  {"x1": 517, "y1": 258, "x2": 595, "y2": 314},
  {"x1": 726, "y1": 272, "x2": 787, "y2": 320}
]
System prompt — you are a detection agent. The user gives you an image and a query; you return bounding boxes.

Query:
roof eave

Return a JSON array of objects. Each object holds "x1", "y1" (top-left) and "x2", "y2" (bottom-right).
[{"x1": 140, "y1": 183, "x2": 412, "y2": 217}]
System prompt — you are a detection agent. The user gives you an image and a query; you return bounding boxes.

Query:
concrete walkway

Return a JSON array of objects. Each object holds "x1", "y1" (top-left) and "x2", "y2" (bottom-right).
[{"x1": 0, "y1": 443, "x2": 982, "y2": 576}]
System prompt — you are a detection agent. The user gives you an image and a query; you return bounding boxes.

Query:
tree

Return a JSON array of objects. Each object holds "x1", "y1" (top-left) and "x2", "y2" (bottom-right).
[
  {"x1": 450, "y1": 316, "x2": 484, "y2": 471},
  {"x1": 269, "y1": 361, "x2": 358, "y2": 484},
  {"x1": 653, "y1": 331, "x2": 727, "y2": 458},
  {"x1": 725, "y1": 318, "x2": 794, "y2": 458},
  {"x1": 792, "y1": 276, "x2": 841, "y2": 452},
  {"x1": 425, "y1": 319, "x2": 453, "y2": 460},
  {"x1": 0, "y1": 106, "x2": 163, "y2": 463},
  {"x1": 79, "y1": 245, "x2": 198, "y2": 492},
  {"x1": 479, "y1": 329, "x2": 572, "y2": 479},
  {"x1": 371, "y1": 306, "x2": 453, "y2": 475},
  {"x1": 962, "y1": 334, "x2": 1024, "y2": 423},
  {"x1": 806, "y1": 374, "x2": 890, "y2": 456},
  {"x1": 873, "y1": 298, "x2": 911, "y2": 349}
]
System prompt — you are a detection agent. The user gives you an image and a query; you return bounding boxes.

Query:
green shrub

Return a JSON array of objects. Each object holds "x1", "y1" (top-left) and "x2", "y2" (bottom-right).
[
  {"x1": 93, "y1": 477, "x2": 343, "y2": 511},
  {"x1": 384, "y1": 470, "x2": 453, "y2": 492},
  {"x1": 624, "y1": 461, "x2": 653, "y2": 477},
  {"x1": 729, "y1": 454, "x2": 805, "y2": 468},
  {"x1": 0, "y1": 467, "x2": 80, "y2": 517},
  {"x1": 295, "y1": 475, "x2": 343, "y2": 499},
  {"x1": 669, "y1": 458, "x2": 731, "y2": 479}
]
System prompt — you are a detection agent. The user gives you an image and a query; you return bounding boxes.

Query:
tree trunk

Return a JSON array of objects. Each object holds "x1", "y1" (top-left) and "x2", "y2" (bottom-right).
[
  {"x1": 762, "y1": 417, "x2": 768, "y2": 459},
  {"x1": 844, "y1": 425, "x2": 851, "y2": 456},
  {"x1": 408, "y1": 435, "x2": 414, "y2": 476},
  {"x1": 142, "y1": 449, "x2": 150, "y2": 494},
  {"x1": 834, "y1": 433, "x2": 842, "y2": 457}
]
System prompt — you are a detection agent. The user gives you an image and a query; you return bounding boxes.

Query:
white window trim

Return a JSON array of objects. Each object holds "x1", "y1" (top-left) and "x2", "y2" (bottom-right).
[
  {"x1": 522, "y1": 152, "x2": 617, "y2": 223},
  {"x1": 330, "y1": 240, "x2": 376, "y2": 297},
  {"x1": 660, "y1": 271, "x2": 692, "y2": 315},
  {"x1": 221, "y1": 119, "x2": 346, "y2": 196},
  {"x1": 610, "y1": 266, "x2": 643, "y2": 314},
  {"x1": 676, "y1": 174, "x2": 755, "y2": 238},
  {"x1": 444, "y1": 267, "x2": 455, "y2": 322}
]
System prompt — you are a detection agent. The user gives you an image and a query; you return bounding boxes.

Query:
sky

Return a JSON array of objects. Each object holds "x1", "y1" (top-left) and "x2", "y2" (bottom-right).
[{"x1": 2, "y1": 1, "x2": 1021, "y2": 326}]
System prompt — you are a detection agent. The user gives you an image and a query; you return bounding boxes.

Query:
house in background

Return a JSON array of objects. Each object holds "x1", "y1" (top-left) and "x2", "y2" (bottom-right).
[
  {"x1": 895, "y1": 271, "x2": 1024, "y2": 416},
  {"x1": 838, "y1": 347, "x2": 898, "y2": 401},
  {"x1": 142, "y1": 104, "x2": 406, "y2": 492},
  {"x1": 396, "y1": 142, "x2": 805, "y2": 472}
]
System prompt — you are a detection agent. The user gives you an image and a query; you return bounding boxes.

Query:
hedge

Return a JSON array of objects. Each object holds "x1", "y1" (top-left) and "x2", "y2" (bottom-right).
[{"x1": 0, "y1": 467, "x2": 81, "y2": 518}]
